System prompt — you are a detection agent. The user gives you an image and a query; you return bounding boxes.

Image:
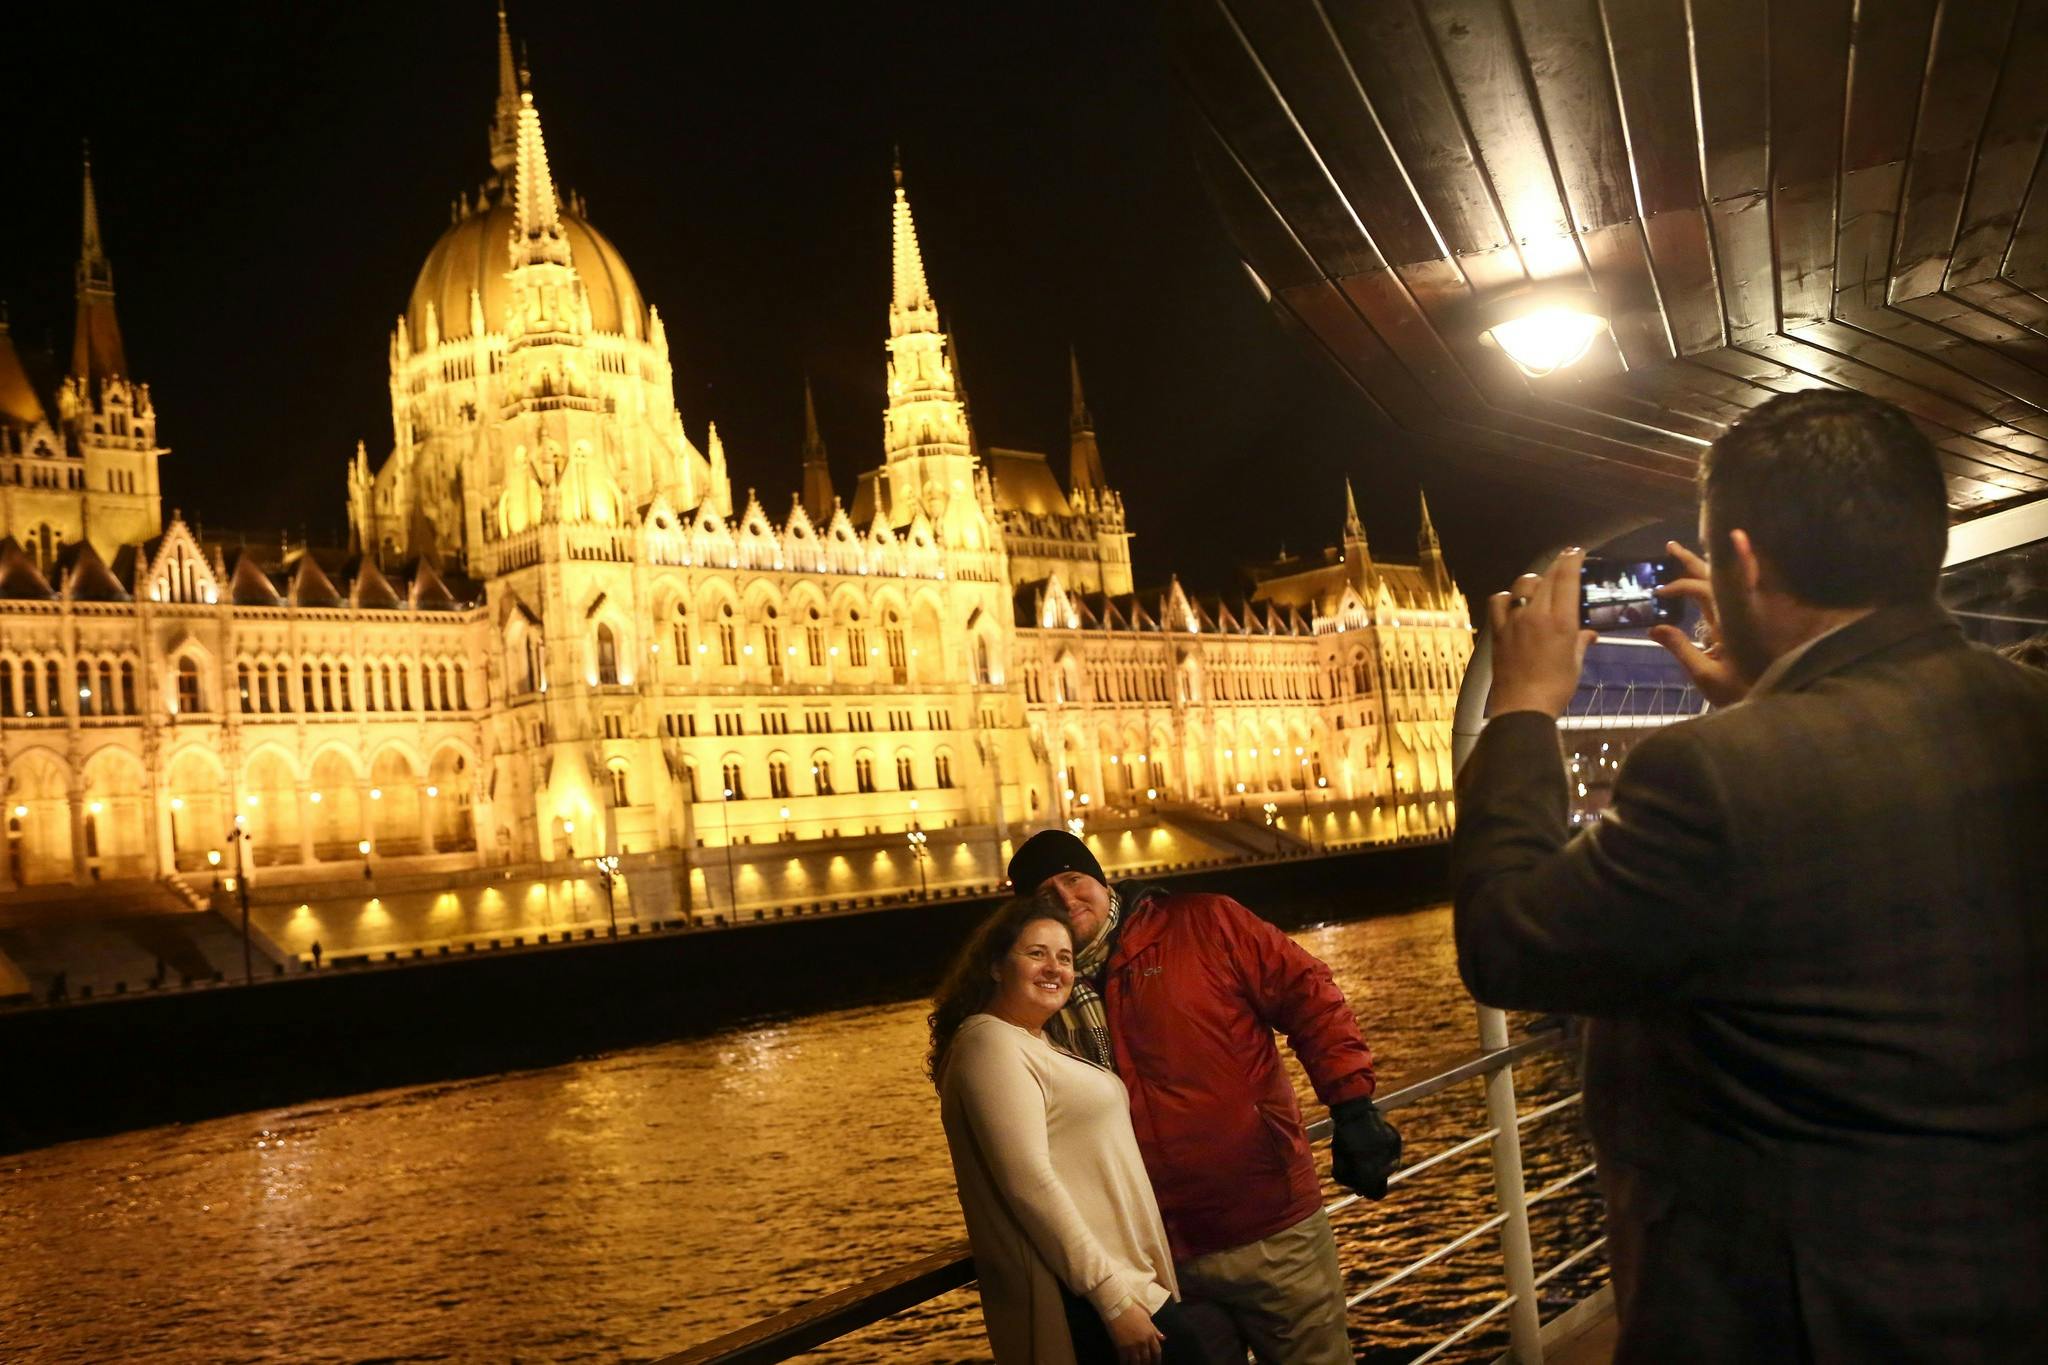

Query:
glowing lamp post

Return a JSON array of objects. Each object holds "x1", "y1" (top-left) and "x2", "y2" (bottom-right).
[
  {"x1": 221, "y1": 825, "x2": 253, "y2": 982},
  {"x1": 593, "y1": 853, "x2": 621, "y2": 934},
  {"x1": 358, "y1": 838, "x2": 373, "y2": 883},
  {"x1": 720, "y1": 788, "x2": 739, "y2": 914},
  {"x1": 907, "y1": 823, "x2": 929, "y2": 900}
]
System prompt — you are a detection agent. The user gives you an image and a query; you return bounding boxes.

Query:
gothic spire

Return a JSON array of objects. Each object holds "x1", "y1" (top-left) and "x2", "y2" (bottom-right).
[
  {"x1": 1344, "y1": 479, "x2": 1363, "y2": 540},
  {"x1": 891, "y1": 158, "x2": 935, "y2": 323},
  {"x1": 801, "y1": 378, "x2": 835, "y2": 526},
  {"x1": 1067, "y1": 349, "x2": 1108, "y2": 499},
  {"x1": 71, "y1": 144, "x2": 128, "y2": 387},
  {"x1": 488, "y1": 3, "x2": 522, "y2": 181},
  {"x1": 509, "y1": 91, "x2": 569, "y2": 268},
  {"x1": 1068, "y1": 347, "x2": 1093, "y2": 435}
]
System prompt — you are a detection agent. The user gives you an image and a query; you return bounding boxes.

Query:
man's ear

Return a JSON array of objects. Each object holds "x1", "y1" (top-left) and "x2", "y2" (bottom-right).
[{"x1": 1727, "y1": 528, "x2": 1765, "y2": 594}]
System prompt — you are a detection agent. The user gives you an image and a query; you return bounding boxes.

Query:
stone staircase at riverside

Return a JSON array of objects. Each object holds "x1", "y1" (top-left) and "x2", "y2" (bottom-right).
[{"x1": 0, "y1": 879, "x2": 286, "y2": 1004}]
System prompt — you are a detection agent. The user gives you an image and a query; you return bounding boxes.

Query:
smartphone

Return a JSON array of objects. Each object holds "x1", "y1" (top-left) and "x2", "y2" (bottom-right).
[{"x1": 1580, "y1": 556, "x2": 1678, "y2": 630}]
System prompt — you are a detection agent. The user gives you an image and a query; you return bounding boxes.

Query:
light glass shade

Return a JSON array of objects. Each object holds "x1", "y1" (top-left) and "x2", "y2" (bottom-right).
[{"x1": 1483, "y1": 306, "x2": 1608, "y2": 377}]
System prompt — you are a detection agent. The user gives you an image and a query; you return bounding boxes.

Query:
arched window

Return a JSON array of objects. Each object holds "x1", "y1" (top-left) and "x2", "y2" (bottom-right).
[
  {"x1": 935, "y1": 752, "x2": 954, "y2": 788},
  {"x1": 302, "y1": 662, "x2": 316, "y2": 712},
  {"x1": 99, "y1": 660, "x2": 116, "y2": 714},
  {"x1": 609, "y1": 764, "x2": 630, "y2": 808},
  {"x1": 721, "y1": 759, "x2": 746, "y2": 801},
  {"x1": 895, "y1": 752, "x2": 916, "y2": 791},
  {"x1": 398, "y1": 662, "x2": 415, "y2": 711},
  {"x1": 0, "y1": 659, "x2": 14, "y2": 717},
  {"x1": 805, "y1": 609, "x2": 825, "y2": 666},
  {"x1": 812, "y1": 753, "x2": 835, "y2": 796},
  {"x1": 236, "y1": 661, "x2": 253, "y2": 713},
  {"x1": 596, "y1": 624, "x2": 619, "y2": 685},
  {"x1": 855, "y1": 754, "x2": 876, "y2": 794},
  {"x1": 974, "y1": 638, "x2": 991, "y2": 685},
  {"x1": 847, "y1": 611, "x2": 867, "y2": 665},
  {"x1": 718, "y1": 605, "x2": 738, "y2": 667},
  {"x1": 76, "y1": 659, "x2": 94, "y2": 715},
  {"x1": 176, "y1": 657, "x2": 202, "y2": 714},
  {"x1": 523, "y1": 638, "x2": 542, "y2": 696},
  {"x1": 768, "y1": 757, "x2": 790, "y2": 799},
  {"x1": 336, "y1": 663, "x2": 353, "y2": 711},
  {"x1": 671, "y1": 602, "x2": 691, "y2": 658},
  {"x1": 885, "y1": 613, "x2": 907, "y2": 674},
  {"x1": 451, "y1": 665, "x2": 467, "y2": 710},
  {"x1": 763, "y1": 606, "x2": 782, "y2": 670}
]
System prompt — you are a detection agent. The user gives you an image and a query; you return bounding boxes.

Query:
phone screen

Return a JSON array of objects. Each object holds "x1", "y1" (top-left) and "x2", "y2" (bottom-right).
[{"x1": 1580, "y1": 557, "x2": 1677, "y2": 630}]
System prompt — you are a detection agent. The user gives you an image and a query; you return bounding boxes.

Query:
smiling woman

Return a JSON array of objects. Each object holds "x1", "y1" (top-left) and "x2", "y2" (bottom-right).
[{"x1": 926, "y1": 894, "x2": 1227, "y2": 1365}]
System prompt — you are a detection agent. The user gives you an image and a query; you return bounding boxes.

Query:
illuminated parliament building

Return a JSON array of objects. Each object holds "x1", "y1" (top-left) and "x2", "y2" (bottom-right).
[{"x1": 0, "y1": 15, "x2": 1470, "y2": 898}]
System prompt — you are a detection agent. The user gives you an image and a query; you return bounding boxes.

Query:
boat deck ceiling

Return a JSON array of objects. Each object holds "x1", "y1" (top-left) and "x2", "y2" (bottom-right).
[{"x1": 1170, "y1": 0, "x2": 2048, "y2": 521}]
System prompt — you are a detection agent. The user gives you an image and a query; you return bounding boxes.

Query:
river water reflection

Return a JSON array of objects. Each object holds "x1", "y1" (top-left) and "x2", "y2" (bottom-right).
[{"x1": 0, "y1": 903, "x2": 1604, "y2": 1363}]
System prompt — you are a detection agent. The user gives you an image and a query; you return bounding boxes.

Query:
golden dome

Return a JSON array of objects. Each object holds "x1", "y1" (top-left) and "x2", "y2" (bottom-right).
[{"x1": 406, "y1": 196, "x2": 645, "y2": 346}]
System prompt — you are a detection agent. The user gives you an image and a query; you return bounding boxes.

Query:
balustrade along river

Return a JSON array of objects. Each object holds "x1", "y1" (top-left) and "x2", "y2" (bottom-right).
[{"x1": 0, "y1": 900, "x2": 1605, "y2": 1364}]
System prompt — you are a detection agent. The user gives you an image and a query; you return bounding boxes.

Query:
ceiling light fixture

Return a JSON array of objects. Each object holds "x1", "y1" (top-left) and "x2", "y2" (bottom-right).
[{"x1": 1476, "y1": 287, "x2": 1609, "y2": 378}]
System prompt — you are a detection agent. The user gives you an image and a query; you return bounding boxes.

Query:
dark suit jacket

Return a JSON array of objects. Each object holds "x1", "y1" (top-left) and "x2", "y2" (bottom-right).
[{"x1": 1453, "y1": 604, "x2": 2048, "y2": 1363}]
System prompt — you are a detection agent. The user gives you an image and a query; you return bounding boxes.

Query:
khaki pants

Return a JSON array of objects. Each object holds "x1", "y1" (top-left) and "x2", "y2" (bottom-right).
[{"x1": 1175, "y1": 1208, "x2": 1353, "y2": 1364}]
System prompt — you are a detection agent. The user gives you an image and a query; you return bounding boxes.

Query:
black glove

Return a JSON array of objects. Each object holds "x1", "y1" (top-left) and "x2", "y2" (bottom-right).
[{"x1": 1329, "y1": 1097, "x2": 1402, "y2": 1200}]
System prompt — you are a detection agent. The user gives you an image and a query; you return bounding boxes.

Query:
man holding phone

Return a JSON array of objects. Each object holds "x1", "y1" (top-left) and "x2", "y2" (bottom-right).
[{"x1": 1452, "y1": 390, "x2": 2048, "y2": 1361}]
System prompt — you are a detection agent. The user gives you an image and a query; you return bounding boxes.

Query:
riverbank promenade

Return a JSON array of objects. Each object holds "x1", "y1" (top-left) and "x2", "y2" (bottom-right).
[{"x1": 0, "y1": 796, "x2": 1450, "y2": 1004}]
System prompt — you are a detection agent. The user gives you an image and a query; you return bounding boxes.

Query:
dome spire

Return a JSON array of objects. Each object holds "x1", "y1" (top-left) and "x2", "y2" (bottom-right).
[
  {"x1": 891, "y1": 156, "x2": 934, "y2": 321},
  {"x1": 510, "y1": 92, "x2": 569, "y2": 267},
  {"x1": 488, "y1": 3, "x2": 521, "y2": 181}
]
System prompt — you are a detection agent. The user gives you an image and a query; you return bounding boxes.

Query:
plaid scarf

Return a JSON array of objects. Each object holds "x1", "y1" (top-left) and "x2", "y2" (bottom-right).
[{"x1": 1046, "y1": 888, "x2": 1122, "y2": 1069}]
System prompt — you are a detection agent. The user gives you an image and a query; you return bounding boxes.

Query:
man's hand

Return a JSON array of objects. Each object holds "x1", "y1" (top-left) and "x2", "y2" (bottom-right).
[
  {"x1": 1106, "y1": 1302, "x2": 1165, "y2": 1365},
  {"x1": 1329, "y1": 1097, "x2": 1402, "y2": 1199},
  {"x1": 1647, "y1": 540, "x2": 1750, "y2": 707},
  {"x1": 1486, "y1": 549, "x2": 1597, "y2": 719}
]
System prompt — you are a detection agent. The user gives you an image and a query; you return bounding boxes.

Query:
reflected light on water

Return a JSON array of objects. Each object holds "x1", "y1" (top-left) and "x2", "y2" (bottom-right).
[{"x1": 0, "y1": 907, "x2": 1599, "y2": 1364}]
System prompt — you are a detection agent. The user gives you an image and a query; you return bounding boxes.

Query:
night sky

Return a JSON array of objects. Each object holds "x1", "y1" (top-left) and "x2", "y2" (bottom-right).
[{"x1": 6, "y1": 2, "x2": 1551, "y2": 600}]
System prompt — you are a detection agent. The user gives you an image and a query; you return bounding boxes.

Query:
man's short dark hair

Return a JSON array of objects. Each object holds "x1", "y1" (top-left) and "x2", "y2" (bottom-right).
[{"x1": 1700, "y1": 390, "x2": 1948, "y2": 607}]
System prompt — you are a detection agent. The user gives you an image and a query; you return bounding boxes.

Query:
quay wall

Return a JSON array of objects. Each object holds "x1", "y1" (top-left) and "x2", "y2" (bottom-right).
[{"x1": 0, "y1": 842, "x2": 1448, "y2": 1153}]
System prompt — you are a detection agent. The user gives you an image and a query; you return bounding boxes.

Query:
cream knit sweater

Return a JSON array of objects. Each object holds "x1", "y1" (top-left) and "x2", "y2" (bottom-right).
[{"x1": 940, "y1": 1013, "x2": 1178, "y2": 1365}]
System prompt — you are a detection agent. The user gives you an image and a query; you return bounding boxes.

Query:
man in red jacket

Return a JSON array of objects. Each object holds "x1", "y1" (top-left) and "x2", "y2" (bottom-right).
[{"x1": 1009, "y1": 829, "x2": 1399, "y2": 1364}]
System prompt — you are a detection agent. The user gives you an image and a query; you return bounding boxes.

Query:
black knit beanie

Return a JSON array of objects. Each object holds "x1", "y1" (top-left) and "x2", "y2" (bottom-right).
[{"x1": 1006, "y1": 828, "x2": 1106, "y2": 893}]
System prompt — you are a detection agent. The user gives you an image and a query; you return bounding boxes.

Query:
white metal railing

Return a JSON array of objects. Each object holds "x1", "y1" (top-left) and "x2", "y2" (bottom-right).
[{"x1": 659, "y1": 1002, "x2": 1608, "y2": 1365}]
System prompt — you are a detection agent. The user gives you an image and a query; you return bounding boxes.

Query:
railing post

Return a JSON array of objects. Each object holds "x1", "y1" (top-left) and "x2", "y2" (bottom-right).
[{"x1": 1478, "y1": 1003, "x2": 1544, "y2": 1363}]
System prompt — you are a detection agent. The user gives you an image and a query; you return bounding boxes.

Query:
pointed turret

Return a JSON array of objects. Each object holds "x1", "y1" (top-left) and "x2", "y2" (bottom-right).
[
  {"x1": 801, "y1": 378, "x2": 835, "y2": 525},
  {"x1": 1418, "y1": 488, "x2": 1451, "y2": 603},
  {"x1": 510, "y1": 92, "x2": 569, "y2": 268},
  {"x1": 71, "y1": 146, "x2": 128, "y2": 388},
  {"x1": 1067, "y1": 349, "x2": 1108, "y2": 500},
  {"x1": 488, "y1": 3, "x2": 522, "y2": 182},
  {"x1": 1341, "y1": 478, "x2": 1373, "y2": 596}
]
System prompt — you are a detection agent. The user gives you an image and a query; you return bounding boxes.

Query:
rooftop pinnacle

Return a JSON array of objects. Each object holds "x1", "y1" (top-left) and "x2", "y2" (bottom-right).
[{"x1": 510, "y1": 92, "x2": 569, "y2": 267}]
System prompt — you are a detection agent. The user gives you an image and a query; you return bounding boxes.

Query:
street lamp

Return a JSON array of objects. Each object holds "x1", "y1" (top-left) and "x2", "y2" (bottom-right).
[
  {"x1": 223, "y1": 825, "x2": 253, "y2": 982},
  {"x1": 358, "y1": 838, "x2": 373, "y2": 882},
  {"x1": 593, "y1": 853, "x2": 621, "y2": 934},
  {"x1": 720, "y1": 787, "x2": 739, "y2": 914},
  {"x1": 907, "y1": 823, "x2": 929, "y2": 900},
  {"x1": 207, "y1": 847, "x2": 222, "y2": 892}
]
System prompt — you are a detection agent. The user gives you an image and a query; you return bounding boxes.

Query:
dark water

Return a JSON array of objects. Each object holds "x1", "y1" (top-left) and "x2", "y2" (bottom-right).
[{"x1": 0, "y1": 904, "x2": 1604, "y2": 1363}]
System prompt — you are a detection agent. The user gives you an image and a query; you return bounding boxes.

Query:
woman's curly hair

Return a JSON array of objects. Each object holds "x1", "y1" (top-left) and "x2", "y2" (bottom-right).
[{"x1": 926, "y1": 891, "x2": 1073, "y2": 1089}]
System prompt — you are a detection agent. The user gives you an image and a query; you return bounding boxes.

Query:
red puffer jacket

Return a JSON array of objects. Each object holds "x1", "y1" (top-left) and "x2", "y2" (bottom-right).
[{"x1": 1104, "y1": 889, "x2": 1376, "y2": 1261}]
